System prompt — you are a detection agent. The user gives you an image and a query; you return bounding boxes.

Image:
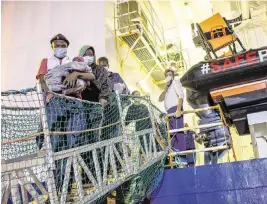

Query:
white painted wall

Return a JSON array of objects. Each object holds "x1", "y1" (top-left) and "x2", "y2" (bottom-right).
[
  {"x1": 1, "y1": 1, "x2": 105, "y2": 91},
  {"x1": 1, "y1": 1, "x2": 164, "y2": 110}
]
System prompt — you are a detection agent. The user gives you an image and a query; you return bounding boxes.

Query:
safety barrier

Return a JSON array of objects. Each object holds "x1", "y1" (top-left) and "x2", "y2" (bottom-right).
[
  {"x1": 1, "y1": 84, "x2": 166, "y2": 204},
  {"x1": 166, "y1": 105, "x2": 236, "y2": 168}
]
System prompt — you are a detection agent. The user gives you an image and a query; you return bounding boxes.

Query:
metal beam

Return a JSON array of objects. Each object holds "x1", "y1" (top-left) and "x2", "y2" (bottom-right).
[
  {"x1": 170, "y1": 145, "x2": 229, "y2": 156},
  {"x1": 169, "y1": 122, "x2": 224, "y2": 134},
  {"x1": 154, "y1": 80, "x2": 166, "y2": 85}
]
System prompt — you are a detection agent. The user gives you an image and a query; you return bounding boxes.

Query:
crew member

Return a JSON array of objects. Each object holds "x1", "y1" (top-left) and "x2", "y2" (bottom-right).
[{"x1": 158, "y1": 69, "x2": 186, "y2": 163}]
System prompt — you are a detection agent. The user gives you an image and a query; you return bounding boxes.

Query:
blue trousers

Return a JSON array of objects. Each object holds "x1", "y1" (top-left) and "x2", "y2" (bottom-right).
[{"x1": 45, "y1": 96, "x2": 86, "y2": 192}]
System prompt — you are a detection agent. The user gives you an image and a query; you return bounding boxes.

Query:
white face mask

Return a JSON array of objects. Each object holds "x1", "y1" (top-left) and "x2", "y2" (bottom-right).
[
  {"x1": 84, "y1": 56, "x2": 94, "y2": 65},
  {"x1": 165, "y1": 76, "x2": 173, "y2": 83},
  {"x1": 134, "y1": 98, "x2": 141, "y2": 103},
  {"x1": 54, "y1": 48, "x2": 67, "y2": 58},
  {"x1": 104, "y1": 66, "x2": 109, "y2": 71}
]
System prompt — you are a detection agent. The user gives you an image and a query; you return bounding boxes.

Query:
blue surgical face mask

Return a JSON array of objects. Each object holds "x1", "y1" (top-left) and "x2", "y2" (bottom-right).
[
  {"x1": 54, "y1": 48, "x2": 67, "y2": 58},
  {"x1": 84, "y1": 56, "x2": 95, "y2": 65}
]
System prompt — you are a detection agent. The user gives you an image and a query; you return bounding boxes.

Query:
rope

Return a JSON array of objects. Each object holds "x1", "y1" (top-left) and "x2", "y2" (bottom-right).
[
  {"x1": 2, "y1": 115, "x2": 154, "y2": 145},
  {"x1": 1, "y1": 121, "x2": 122, "y2": 145}
]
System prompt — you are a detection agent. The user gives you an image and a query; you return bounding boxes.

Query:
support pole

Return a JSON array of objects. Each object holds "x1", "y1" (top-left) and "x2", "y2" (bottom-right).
[
  {"x1": 147, "y1": 96, "x2": 158, "y2": 155},
  {"x1": 167, "y1": 105, "x2": 220, "y2": 117},
  {"x1": 217, "y1": 104, "x2": 237, "y2": 161},
  {"x1": 165, "y1": 116, "x2": 174, "y2": 169},
  {"x1": 170, "y1": 145, "x2": 229, "y2": 156},
  {"x1": 169, "y1": 122, "x2": 224, "y2": 134},
  {"x1": 36, "y1": 83, "x2": 59, "y2": 204},
  {"x1": 115, "y1": 92, "x2": 132, "y2": 173}
]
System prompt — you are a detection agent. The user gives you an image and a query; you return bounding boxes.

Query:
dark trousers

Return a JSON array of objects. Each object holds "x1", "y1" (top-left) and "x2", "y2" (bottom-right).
[
  {"x1": 185, "y1": 131, "x2": 196, "y2": 165},
  {"x1": 37, "y1": 96, "x2": 87, "y2": 193},
  {"x1": 80, "y1": 103, "x2": 103, "y2": 184},
  {"x1": 167, "y1": 106, "x2": 186, "y2": 152}
]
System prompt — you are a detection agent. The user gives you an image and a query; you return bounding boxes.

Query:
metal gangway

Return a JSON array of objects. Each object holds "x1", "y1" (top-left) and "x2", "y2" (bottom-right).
[{"x1": 1, "y1": 84, "x2": 166, "y2": 204}]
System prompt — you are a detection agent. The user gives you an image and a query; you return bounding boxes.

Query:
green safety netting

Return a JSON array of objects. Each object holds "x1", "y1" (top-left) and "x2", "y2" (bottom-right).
[{"x1": 1, "y1": 87, "x2": 167, "y2": 204}]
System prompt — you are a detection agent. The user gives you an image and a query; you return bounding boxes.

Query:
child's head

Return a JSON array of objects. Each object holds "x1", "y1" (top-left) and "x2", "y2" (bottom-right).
[{"x1": 73, "y1": 56, "x2": 84, "y2": 62}]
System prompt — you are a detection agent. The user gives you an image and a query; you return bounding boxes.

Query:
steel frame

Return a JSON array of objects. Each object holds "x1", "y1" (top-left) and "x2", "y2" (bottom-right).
[{"x1": 1, "y1": 85, "x2": 165, "y2": 204}]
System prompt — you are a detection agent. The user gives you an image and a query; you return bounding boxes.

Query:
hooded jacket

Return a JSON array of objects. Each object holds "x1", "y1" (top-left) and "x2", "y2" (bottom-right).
[{"x1": 79, "y1": 45, "x2": 111, "y2": 101}]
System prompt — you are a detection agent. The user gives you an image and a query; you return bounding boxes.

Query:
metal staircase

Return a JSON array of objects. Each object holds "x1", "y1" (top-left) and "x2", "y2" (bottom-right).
[{"x1": 116, "y1": 0, "x2": 167, "y2": 82}]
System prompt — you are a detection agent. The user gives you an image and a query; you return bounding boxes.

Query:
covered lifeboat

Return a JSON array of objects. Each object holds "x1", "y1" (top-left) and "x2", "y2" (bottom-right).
[
  {"x1": 181, "y1": 47, "x2": 267, "y2": 93},
  {"x1": 181, "y1": 47, "x2": 267, "y2": 135}
]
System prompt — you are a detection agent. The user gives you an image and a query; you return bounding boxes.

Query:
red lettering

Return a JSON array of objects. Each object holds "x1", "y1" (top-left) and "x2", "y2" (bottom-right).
[
  {"x1": 223, "y1": 58, "x2": 234, "y2": 71},
  {"x1": 246, "y1": 51, "x2": 259, "y2": 64},
  {"x1": 235, "y1": 54, "x2": 244, "y2": 67},
  {"x1": 211, "y1": 62, "x2": 222, "y2": 73}
]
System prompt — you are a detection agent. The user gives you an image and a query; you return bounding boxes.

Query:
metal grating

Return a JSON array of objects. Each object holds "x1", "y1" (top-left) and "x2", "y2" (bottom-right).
[
  {"x1": 142, "y1": 60, "x2": 156, "y2": 71},
  {"x1": 134, "y1": 48, "x2": 153, "y2": 62},
  {"x1": 1, "y1": 88, "x2": 167, "y2": 204},
  {"x1": 116, "y1": 0, "x2": 168, "y2": 86},
  {"x1": 133, "y1": 40, "x2": 145, "y2": 50},
  {"x1": 122, "y1": 34, "x2": 138, "y2": 45},
  {"x1": 120, "y1": 33, "x2": 166, "y2": 82}
]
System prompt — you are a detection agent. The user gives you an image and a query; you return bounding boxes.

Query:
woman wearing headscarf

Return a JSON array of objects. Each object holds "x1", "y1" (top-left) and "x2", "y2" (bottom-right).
[
  {"x1": 76, "y1": 45, "x2": 111, "y2": 185},
  {"x1": 78, "y1": 45, "x2": 111, "y2": 105}
]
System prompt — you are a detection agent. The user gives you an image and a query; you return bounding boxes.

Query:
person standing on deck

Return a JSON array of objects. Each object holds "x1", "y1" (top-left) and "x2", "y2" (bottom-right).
[
  {"x1": 36, "y1": 34, "x2": 94, "y2": 193},
  {"x1": 36, "y1": 34, "x2": 94, "y2": 92},
  {"x1": 36, "y1": 34, "x2": 71, "y2": 91},
  {"x1": 158, "y1": 69, "x2": 187, "y2": 163},
  {"x1": 97, "y1": 56, "x2": 130, "y2": 94},
  {"x1": 78, "y1": 45, "x2": 111, "y2": 105}
]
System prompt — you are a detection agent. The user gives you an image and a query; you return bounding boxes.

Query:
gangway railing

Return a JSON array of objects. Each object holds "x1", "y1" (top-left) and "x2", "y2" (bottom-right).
[
  {"x1": 166, "y1": 105, "x2": 236, "y2": 168},
  {"x1": 1, "y1": 84, "x2": 166, "y2": 204}
]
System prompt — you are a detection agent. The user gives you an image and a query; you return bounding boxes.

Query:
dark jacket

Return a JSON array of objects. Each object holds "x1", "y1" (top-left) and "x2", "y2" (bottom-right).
[
  {"x1": 109, "y1": 72, "x2": 130, "y2": 94},
  {"x1": 82, "y1": 63, "x2": 111, "y2": 102},
  {"x1": 125, "y1": 103, "x2": 152, "y2": 131},
  {"x1": 79, "y1": 45, "x2": 111, "y2": 102}
]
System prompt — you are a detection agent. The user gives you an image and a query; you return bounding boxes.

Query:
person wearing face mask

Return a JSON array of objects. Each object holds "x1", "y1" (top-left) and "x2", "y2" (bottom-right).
[
  {"x1": 158, "y1": 69, "x2": 186, "y2": 163},
  {"x1": 123, "y1": 91, "x2": 153, "y2": 174},
  {"x1": 93, "y1": 57, "x2": 128, "y2": 143},
  {"x1": 125, "y1": 90, "x2": 152, "y2": 136},
  {"x1": 76, "y1": 45, "x2": 111, "y2": 185},
  {"x1": 97, "y1": 57, "x2": 130, "y2": 94},
  {"x1": 36, "y1": 34, "x2": 94, "y2": 92},
  {"x1": 36, "y1": 35, "x2": 96, "y2": 193},
  {"x1": 36, "y1": 34, "x2": 71, "y2": 91},
  {"x1": 78, "y1": 45, "x2": 111, "y2": 105}
]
